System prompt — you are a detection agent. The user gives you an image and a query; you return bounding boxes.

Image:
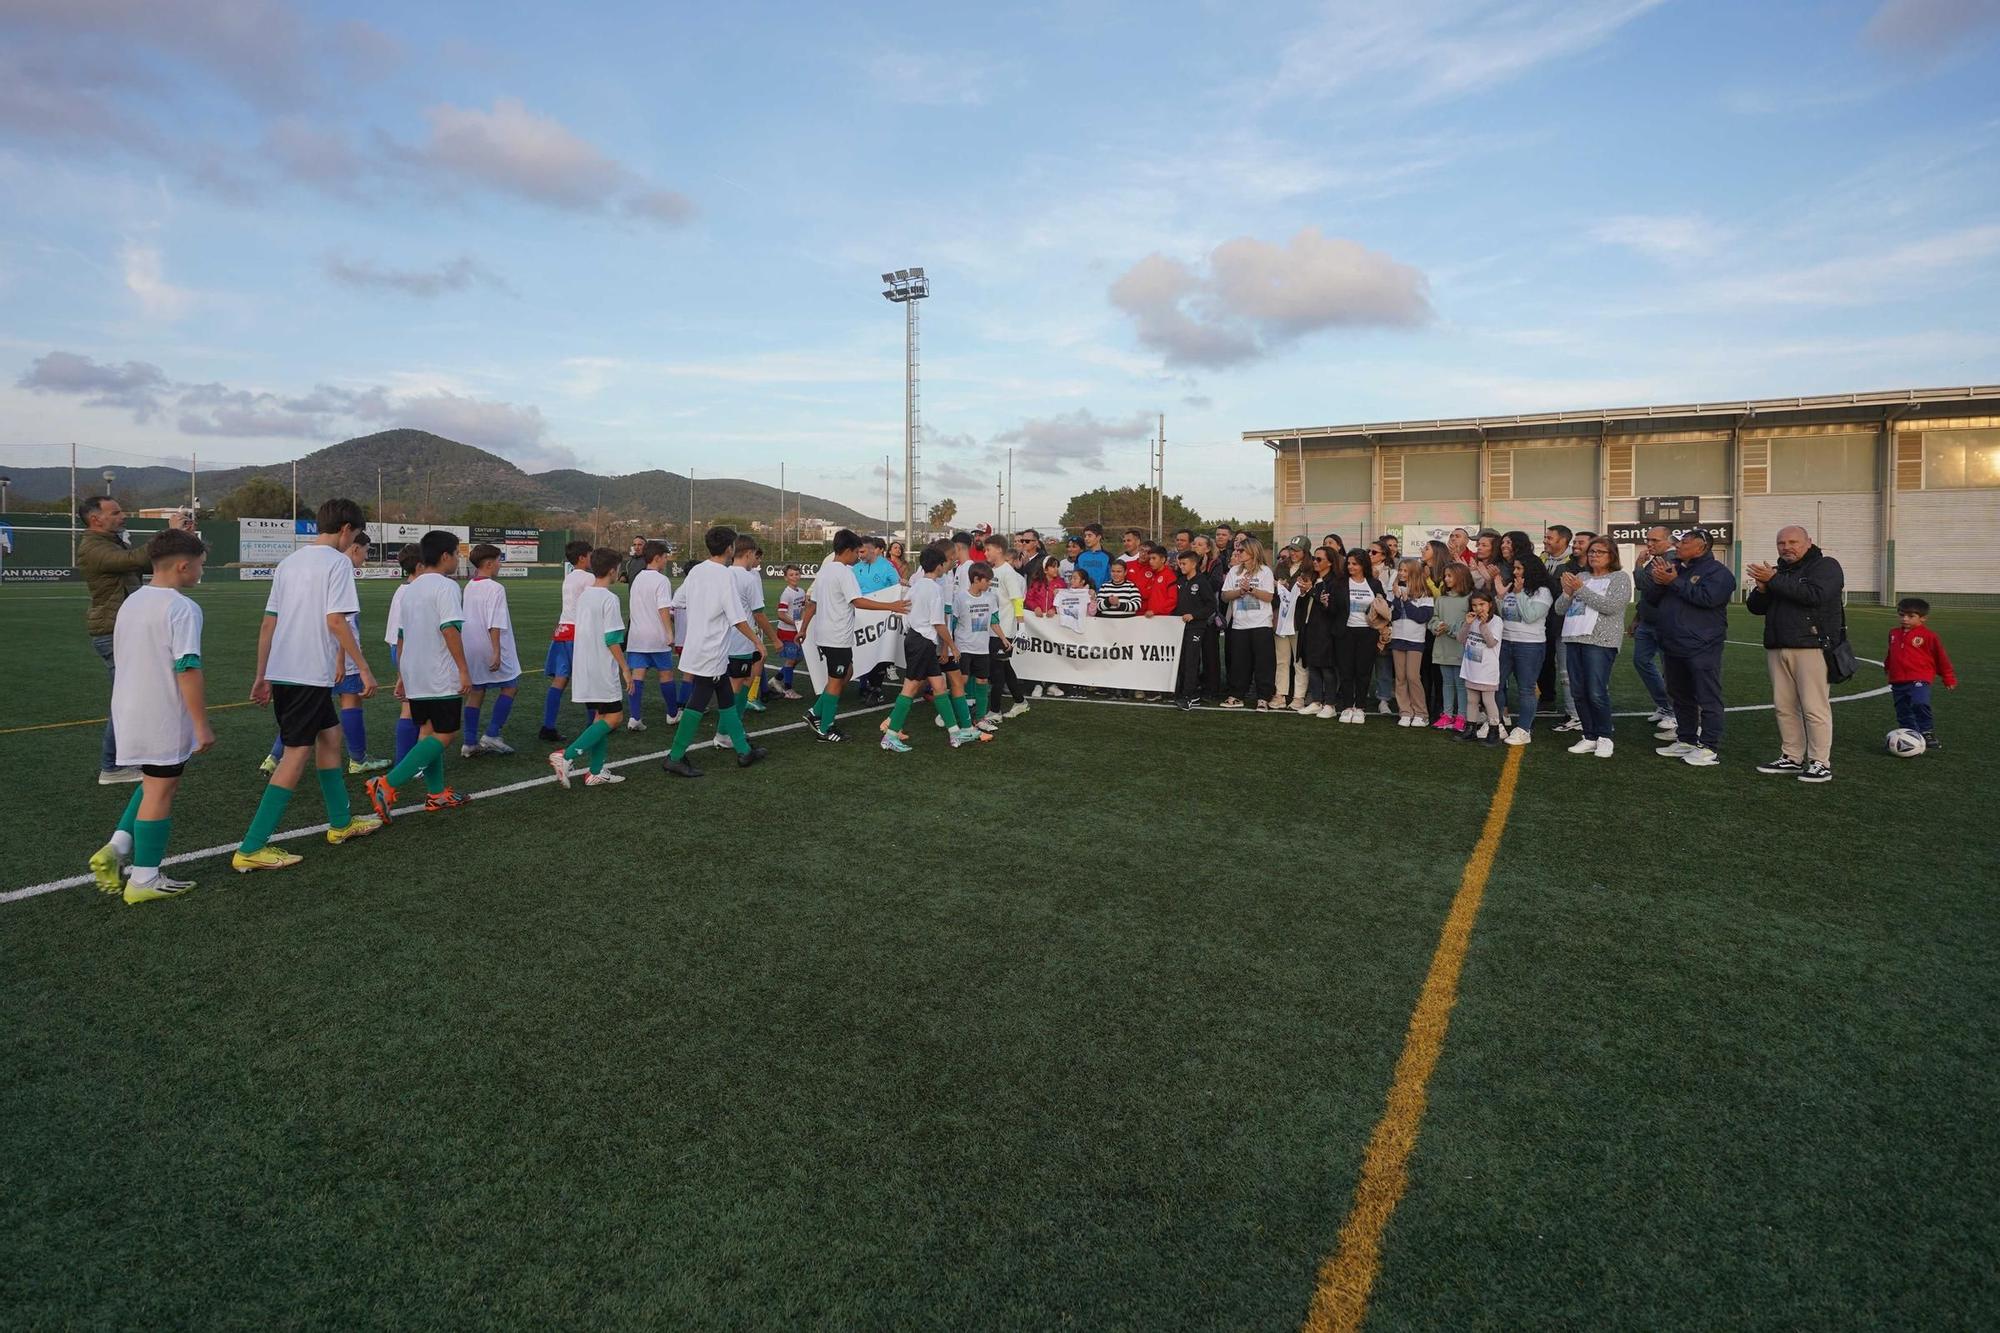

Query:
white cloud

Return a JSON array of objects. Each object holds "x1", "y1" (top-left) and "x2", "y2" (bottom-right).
[
  {"x1": 324, "y1": 253, "x2": 508, "y2": 298},
  {"x1": 1590, "y1": 213, "x2": 1729, "y2": 261},
  {"x1": 1271, "y1": 0, "x2": 1667, "y2": 107},
  {"x1": 1109, "y1": 226, "x2": 1432, "y2": 368},
  {"x1": 120, "y1": 240, "x2": 194, "y2": 319},
  {"x1": 1863, "y1": 0, "x2": 2000, "y2": 56},
  {"x1": 990, "y1": 409, "x2": 1156, "y2": 475},
  {"x1": 417, "y1": 98, "x2": 626, "y2": 209},
  {"x1": 17, "y1": 349, "x2": 169, "y2": 416}
]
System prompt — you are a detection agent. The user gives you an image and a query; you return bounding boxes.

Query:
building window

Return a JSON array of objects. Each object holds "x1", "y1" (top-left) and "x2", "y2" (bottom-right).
[
  {"x1": 1768, "y1": 434, "x2": 1877, "y2": 494},
  {"x1": 1921, "y1": 428, "x2": 2000, "y2": 489},
  {"x1": 1401, "y1": 451, "x2": 1479, "y2": 501},
  {"x1": 1635, "y1": 440, "x2": 1727, "y2": 496},
  {"x1": 1511, "y1": 446, "x2": 1596, "y2": 498},
  {"x1": 1302, "y1": 454, "x2": 1371, "y2": 502}
]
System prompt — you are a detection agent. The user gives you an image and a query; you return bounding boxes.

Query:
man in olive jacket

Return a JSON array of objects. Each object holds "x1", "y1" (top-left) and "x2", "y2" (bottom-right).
[
  {"x1": 1746, "y1": 525, "x2": 1845, "y2": 782},
  {"x1": 76, "y1": 496, "x2": 190, "y2": 783}
]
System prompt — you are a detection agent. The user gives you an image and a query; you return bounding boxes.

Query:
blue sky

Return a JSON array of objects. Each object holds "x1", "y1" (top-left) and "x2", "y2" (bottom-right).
[{"x1": 3, "y1": 0, "x2": 1997, "y2": 526}]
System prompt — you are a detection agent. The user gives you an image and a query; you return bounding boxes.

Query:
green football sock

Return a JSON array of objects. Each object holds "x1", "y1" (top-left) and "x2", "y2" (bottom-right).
[
  {"x1": 239, "y1": 784, "x2": 294, "y2": 854},
  {"x1": 133, "y1": 817, "x2": 171, "y2": 871},
  {"x1": 888, "y1": 694, "x2": 915, "y2": 731},
  {"x1": 315, "y1": 767, "x2": 351, "y2": 830},
  {"x1": 717, "y1": 703, "x2": 750, "y2": 755},
  {"x1": 953, "y1": 694, "x2": 972, "y2": 728},
  {"x1": 668, "y1": 706, "x2": 705, "y2": 761},
  {"x1": 116, "y1": 786, "x2": 144, "y2": 836},
  {"x1": 814, "y1": 692, "x2": 839, "y2": 729},
  {"x1": 423, "y1": 750, "x2": 446, "y2": 795},
  {"x1": 590, "y1": 735, "x2": 609, "y2": 775},
  {"x1": 387, "y1": 735, "x2": 442, "y2": 789},
  {"x1": 933, "y1": 697, "x2": 959, "y2": 730},
  {"x1": 564, "y1": 719, "x2": 612, "y2": 762},
  {"x1": 969, "y1": 681, "x2": 990, "y2": 719}
]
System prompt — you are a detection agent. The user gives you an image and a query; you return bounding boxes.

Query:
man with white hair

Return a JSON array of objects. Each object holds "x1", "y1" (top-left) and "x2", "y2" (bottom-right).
[{"x1": 1746, "y1": 525, "x2": 1845, "y2": 783}]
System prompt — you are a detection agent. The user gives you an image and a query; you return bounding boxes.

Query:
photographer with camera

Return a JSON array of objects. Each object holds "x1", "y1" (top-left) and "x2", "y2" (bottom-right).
[{"x1": 77, "y1": 497, "x2": 196, "y2": 785}]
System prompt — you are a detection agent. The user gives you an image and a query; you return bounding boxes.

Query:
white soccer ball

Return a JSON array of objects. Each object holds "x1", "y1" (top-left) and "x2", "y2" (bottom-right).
[{"x1": 1886, "y1": 728, "x2": 1927, "y2": 758}]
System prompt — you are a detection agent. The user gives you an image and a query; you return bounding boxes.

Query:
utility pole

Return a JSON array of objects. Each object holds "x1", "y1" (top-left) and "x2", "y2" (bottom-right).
[
  {"x1": 688, "y1": 468, "x2": 695, "y2": 549},
  {"x1": 68, "y1": 443, "x2": 76, "y2": 565},
  {"x1": 1157, "y1": 414, "x2": 1167, "y2": 540},
  {"x1": 190, "y1": 452, "x2": 197, "y2": 514},
  {"x1": 884, "y1": 453, "x2": 891, "y2": 536},
  {"x1": 996, "y1": 473, "x2": 1003, "y2": 534},
  {"x1": 779, "y1": 462, "x2": 786, "y2": 561},
  {"x1": 291, "y1": 460, "x2": 299, "y2": 526},
  {"x1": 377, "y1": 468, "x2": 384, "y2": 541},
  {"x1": 1007, "y1": 448, "x2": 1014, "y2": 535},
  {"x1": 880, "y1": 269, "x2": 929, "y2": 546}
]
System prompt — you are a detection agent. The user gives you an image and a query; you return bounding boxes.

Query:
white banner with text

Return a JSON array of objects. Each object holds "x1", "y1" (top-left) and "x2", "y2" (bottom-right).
[
  {"x1": 803, "y1": 608, "x2": 907, "y2": 694},
  {"x1": 1010, "y1": 613, "x2": 1182, "y2": 691}
]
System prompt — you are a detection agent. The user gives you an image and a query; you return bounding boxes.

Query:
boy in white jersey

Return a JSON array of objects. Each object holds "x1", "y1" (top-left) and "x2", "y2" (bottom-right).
[
  {"x1": 364, "y1": 531, "x2": 473, "y2": 821},
  {"x1": 728, "y1": 537, "x2": 779, "y2": 718},
  {"x1": 622, "y1": 540, "x2": 677, "y2": 733},
  {"x1": 662, "y1": 526, "x2": 770, "y2": 778},
  {"x1": 382, "y1": 543, "x2": 423, "y2": 765},
  {"x1": 879, "y1": 545, "x2": 985, "y2": 752},
  {"x1": 232, "y1": 498, "x2": 383, "y2": 873},
  {"x1": 538, "y1": 539, "x2": 595, "y2": 744},
  {"x1": 953, "y1": 560, "x2": 1013, "y2": 733},
  {"x1": 774, "y1": 564, "x2": 806, "y2": 698},
  {"x1": 87, "y1": 529, "x2": 214, "y2": 904},
  {"x1": 461, "y1": 543, "x2": 522, "y2": 758},
  {"x1": 983, "y1": 533, "x2": 1030, "y2": 718},
  {"x1": 261, "y1": 531, "x2": 389, "y2": 775},
  {"x1": 796, "y1": 528, "x2": 910, "y2": 743},
  {"x1": 550, "y1": 548, "x2": 635, "y2": 787}
]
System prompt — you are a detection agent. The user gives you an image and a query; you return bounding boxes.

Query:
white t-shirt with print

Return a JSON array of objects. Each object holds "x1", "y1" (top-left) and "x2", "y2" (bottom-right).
[
  {"x1": 396, "y1": 571, "x2": 465, "y2": 700},
  {"x1": 626, "y1": 567, "x2": 673, "y2": 654},
  {"x1": 1222, "y1": 567, "x2": 1276, "y2": 629},
  {"x1": 462, "y1": 576, "x2": 520, "y2": 685},
  {"x1": 1274, "y1": 584, "x2": 1300, "y2": 637},
  {"x1": 264, "y1": 543, "x2": 360, "y2": 688},
  {"x1": 777, "y1": 584, "x2": 807, "y2": 635},
  {"x1": 952, "y1": 585, "x2": 1001, "y2": 655},
  {"x1": 112, "y1": 585, "x2": 203, "y2": 767},
  {"x1": 570, "y1": 584, "x2": 626, "y2": 704},
  {"x1": 1346, "y1": 579, "x2": 1377, "y2": 628},
  {"x1": 676, "y1": 559, "x2": 739, "y2": 679}
]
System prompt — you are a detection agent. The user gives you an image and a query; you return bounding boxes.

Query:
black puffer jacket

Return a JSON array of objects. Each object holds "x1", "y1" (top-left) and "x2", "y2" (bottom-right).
[
  {"x1": 1746, "y1": 545, "x2": 1845, "y2": 648},
  {"x1": 1298, "y1": 576, "x2": 1340, "y2": 668}
]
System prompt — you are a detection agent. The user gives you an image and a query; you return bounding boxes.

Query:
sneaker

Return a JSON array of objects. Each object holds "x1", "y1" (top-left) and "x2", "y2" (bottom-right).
[
  {"x1": 1316, "y1": 704, "x2": 1335, "y2": 719},
  {"x1": 663, "y1": 756, "x2": 704, "y2": 778},
  {"x1": 1005, "y1": 702, "x2": 1030, "y2": 718},
  {"x1": 326, "y1": 814, "x2": 383, "y2": 845},
  {"x1": 802, "y1": 707, "x2": 825, "y2": 737},
  {"x1": 1220, "y1": 697, "x2": 1244, "y2": 709},
  {"x1": 97, "y1": 766, "x2": 142, "y2": 785},
  {"x1": 1431, "y1": 716, "x2": 1452, "y2": 731},
  {"x1": 1595, "y1": 738, "x2": 1614, "y2": 758},
  {"x1": 1377, "y1": 701, "x2": 1393, "y2": 715},
  {"x1": 1451, "y1": 716, "x2": 1467, "y2": 733},
  {"x1": 537, "y1": 726, "x2": 564, "y2": 745},
  {"x1": 89, "y1": 843, "x2": 125, "y2": 894},
  {"x1": 1554, "y1": 717, "x2": 1583, "y2": 733},
  {"x1": 625, "y1": 717, "x2": 647, "y2": 732},
  {"x1": 1503, "y1": 727, "x2": 1532, "y2": 746},
  {"x1": 1410, "y1": 715, "x2": 1428, "y2": 728},
  {"x1": 549, "y1": 751, "x2": 576, "y2": 788},
  {"x1": 1755, "y1": 756, "x2": 1804, "y2": 775},
  {"x1": 1396, "y1": 715, "x2": 1413, "y2": 728},
  {"x1": 1644, "y1": 708, "x2": 1668, "y2": 725},
  {"x1": 477, "y1": 734, "x2": 514, "y2": 756},
  {"x1": 123, "y1": 874, "x2": 195, "y2": 905},
  {"x1": 1681, "y1": 746, "x2": 1720, "y2": 767},
  {"x1": 777, "y1": 688, "x2": 802, "y2": 700},
  {"x1": 258, "y1": 756, "x2": 278, "y2": 775},
  {"x1": 1480, "y1": 726, "x2": 1502, "y2": 746},
  {"x1": 975, "y1": 716, "x2": 1000, "y2": 733},
  {"x1": 460, "y1": 744, "x2": 480, "y2": 760},
  {"x1": 881, "y1": 732, "x2": 913, "y2": 753},
  {"x1": 1798, "y1": 760, "x2": 1833, "y2": 784},
  {"x1": 1655, "y1": 741, "x2": 1695, "y2": 757},
  {"x1": 1568, "y1": 738, "x2": 1597, "y2": 754},
  {"x1": 744, "y1": 698, "x2": 767, "y2": 713},
  {"x1": 584, "y1": 770, "x2": 627, "y2": 786},
  {"x1": 1922, "y1": 731, "x2": 1942, "y2": 752},
  {"x1": 1654, "y1": 727, "x2": 1680, "y2": 741},
  {"x1": 710, "y1": 734, "x2": 732, "y2": 750},
  {"x1": 231, "y1": 846, "x2": 302, "y2": 874},
  {"x1": 735, "y1": 745, "x2": 766, "y2": 768},
  {"x1": 1045, "y1": 685, "x2": 1065, "y2": 698},
  {"x1": 1184, "y1": 698, "x2": 1201, "y2": 710},
  {"x1": 363, "y1": 776, "x2": 397, "y2": 822},
  {"x1": 816, "y1": 725, "x2": 846, "y2": 743},
  {"x1": 425, "y1": 788, "x2": 471, "y2": 811}
]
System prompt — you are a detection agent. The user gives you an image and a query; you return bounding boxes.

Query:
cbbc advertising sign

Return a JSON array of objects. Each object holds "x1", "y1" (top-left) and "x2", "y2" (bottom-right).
[{"x1": 239, "y1": 517, "x2": 318, "y2": 564}]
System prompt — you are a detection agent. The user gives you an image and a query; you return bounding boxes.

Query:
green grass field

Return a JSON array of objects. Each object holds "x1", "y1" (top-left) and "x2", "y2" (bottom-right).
[{"x1": 2, "y1": 578, "x2": 1995, "y2": 1329}]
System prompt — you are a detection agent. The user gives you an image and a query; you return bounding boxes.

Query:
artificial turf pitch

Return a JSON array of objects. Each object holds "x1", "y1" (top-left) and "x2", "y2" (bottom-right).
[{"x1": 2, "y1": 579, "x2": 1995, "y2": 1329}]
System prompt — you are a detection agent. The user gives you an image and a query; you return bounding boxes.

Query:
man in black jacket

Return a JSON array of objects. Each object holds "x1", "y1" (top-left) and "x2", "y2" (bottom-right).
[
  {"x1": 1746, "y1": 525, "x2": 1844, "y2": 783},
  {"x1": 1172, "y1": 550, "x2": 1217, "y2": 710}
]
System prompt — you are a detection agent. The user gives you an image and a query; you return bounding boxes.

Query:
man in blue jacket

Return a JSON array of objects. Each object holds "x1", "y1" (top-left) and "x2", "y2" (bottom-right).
[
  {"x1": 1642, "y1": 527, "x2": 1736, "y2": 767},
  {"x1": 1075, "y1": 524, "x2": 1112, "y2": 589}
]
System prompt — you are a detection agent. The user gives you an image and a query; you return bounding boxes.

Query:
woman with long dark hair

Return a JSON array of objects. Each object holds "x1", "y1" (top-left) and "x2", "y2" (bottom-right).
[
  {"x1": 1334, "y1": 549, "x2": 1389, "y2": 722},
  {"x1": 1495, "y1": 536, "x2": 1553, "y2": 744}
]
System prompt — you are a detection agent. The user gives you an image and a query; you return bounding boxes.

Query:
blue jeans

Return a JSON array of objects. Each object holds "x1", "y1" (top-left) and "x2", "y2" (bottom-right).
[
  {"x1": 1306, "y1": 665, "x2": 1335, "y2": 704},
  {"x1": 1891, "y1": 681, "x2": 1933, "y2": 733},
  {"x1": 92, "y1": 633, "x2": 119, "y2": 771},
  {"x1": 1374, "y1": 653, "x2": 1394, "y2": 705},
  {"x1": 1630, "y1": 620, "x2": 1671, "y2": 713},
  {"x1": 1500, "y1": 639, "x2": 1546, "y2": 730},
  {"x1": 1566, "y1": 642, "x2": 1618, "y2": 739},
  {"x1": 1439, "y1": 663, "x2": 1466, "y2": 719}
]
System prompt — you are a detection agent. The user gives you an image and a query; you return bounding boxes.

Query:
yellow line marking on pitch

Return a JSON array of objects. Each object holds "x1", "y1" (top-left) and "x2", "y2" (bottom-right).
[
  {"x1": 0, "y1": 670, "x2": 547, "y2": 735},
  {"x1": 1302, "y1": 743, "x2": 1525, "y2": 1333}
]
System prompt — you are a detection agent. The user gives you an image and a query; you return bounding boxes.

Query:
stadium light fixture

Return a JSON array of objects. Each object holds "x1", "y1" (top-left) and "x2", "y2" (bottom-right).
[{"x1": 879, "y1": 266, "x2": 932, "y2": 545}]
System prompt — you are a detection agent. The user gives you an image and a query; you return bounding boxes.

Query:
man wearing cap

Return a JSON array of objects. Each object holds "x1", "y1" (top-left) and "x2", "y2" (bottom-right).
[
  {"x1": 1746, "y1": 525, "x2": 1844, "y2": 783},
  {"x1": 1641, "y1": 527, "x2": 1736, "y2": 767}
]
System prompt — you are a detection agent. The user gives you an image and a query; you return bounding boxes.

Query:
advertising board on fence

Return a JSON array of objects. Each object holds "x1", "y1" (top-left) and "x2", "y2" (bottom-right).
[
  {"x1": 469, "y1": 526, "x2": 539, "y2": 564},
  {"x1": 239, "y1": 518, "x2": 317, "y2": 563}
]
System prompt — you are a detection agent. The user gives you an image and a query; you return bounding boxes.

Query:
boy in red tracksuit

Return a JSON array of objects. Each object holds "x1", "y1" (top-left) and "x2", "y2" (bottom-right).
[
  {"x1": 1885, "y1": 597, "x2": 1957, "y2": 750},
  {"x1": 1139, "y1": 545, "x2": 1179, "y2": 618}
]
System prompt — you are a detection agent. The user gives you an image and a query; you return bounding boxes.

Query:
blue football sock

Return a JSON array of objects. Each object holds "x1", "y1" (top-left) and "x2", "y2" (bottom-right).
[
  {"x1": 464, "y1": 705, "x2": 481, "y2": 744},
  {"x1": 489, "y1": 693, "x2": 514, "y2": 736},
  {"x1": 780, "y1": 664, "x2": 795, "y2": 688},
  {"x1": 394, "y1": 717, "x2": 419, "y2": 764},
  {"x1": 541, "y1": 686, "x2": 563, "y2": 729},
  {"x1": 659, "y1": 680, "x2": 679, "y2": 717},
  {"x1": 628, "y1": 681, "x2": 644, "y2": 719},
  {"x1": 339, "y1": 707, "x2": 367, "y2": 761},
  {"x1": 269, "y1": 734, "x2": 284, "y2": 761}
]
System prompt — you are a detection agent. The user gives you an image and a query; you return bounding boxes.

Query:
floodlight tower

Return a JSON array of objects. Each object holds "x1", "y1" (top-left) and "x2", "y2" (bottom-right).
[{"x1": 881, "y1": 267, "x2": 929, "y2": 544}]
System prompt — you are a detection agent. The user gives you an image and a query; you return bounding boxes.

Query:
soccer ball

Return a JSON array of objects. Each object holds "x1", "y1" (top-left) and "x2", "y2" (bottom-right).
[{"x1": 1886, "y1": 728, "x2": 1927, "y2": 758}]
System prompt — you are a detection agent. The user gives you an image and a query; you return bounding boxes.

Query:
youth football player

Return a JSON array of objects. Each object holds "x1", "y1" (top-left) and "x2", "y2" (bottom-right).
[
  {"x1": 795, "y1": 528, "x2": 909, "y2": 743},
  {"x1": 623, "y1": 540, "x2": 676, "y2": 732},
  {"x1": 728, "y1": 536, "x2": 779, "y2": 717},
  {"x1": 662, "y1": 526, "x2": 769, "y2": 778},
  {"x1": 538, "y1": 539, "x2": 595, "y2": 744},
  {"x1": 232, "y1": 498, "x2": 384, "y2": 873},
  {"x1": 88, "y1": 528, "x2": 215, "y2": 903},
  {"x1": 261, "y1": 530, "x2": 389, "y2": 774},
  {"x1": 774, "y1": 563, "x2": 806, "y2": 698},
  {"x1": 550, "y1": 548, "x2": 634, "y2": 787},
  {"x1": 461, "y1": 542, "x2": 522, "y2": 757},
  {"x1": 879, "y1": 545, "x2": 984, "y2": 752},
  {"x1": 363, "y1": 531, "x2": 473, "y2": 821},
  {"x1": 384, "y1": 542, "x2": 423, "y2": 765},
  {"x1": 953, "y1": 560, "x2": 1013, "y2": 733}
]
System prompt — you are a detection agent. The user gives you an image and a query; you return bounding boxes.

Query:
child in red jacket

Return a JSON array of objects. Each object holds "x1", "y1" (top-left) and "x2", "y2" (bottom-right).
[{"x1": 1886, "y1": 597, "x2": 1957, "y2": 750}]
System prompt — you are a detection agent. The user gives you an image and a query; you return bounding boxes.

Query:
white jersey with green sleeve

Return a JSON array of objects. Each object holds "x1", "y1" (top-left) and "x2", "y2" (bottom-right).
[
  {"x1": 570, "y1": 584, "x2": 626, "y2": 703},
  {"x1": 396, "y1": 571, "x2": 465, "y2": 700}
]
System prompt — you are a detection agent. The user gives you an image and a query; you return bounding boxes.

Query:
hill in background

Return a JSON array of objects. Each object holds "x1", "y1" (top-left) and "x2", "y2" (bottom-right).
[{"x1": 1, "y1": 430, "x2": 885, "y2": 530}]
